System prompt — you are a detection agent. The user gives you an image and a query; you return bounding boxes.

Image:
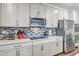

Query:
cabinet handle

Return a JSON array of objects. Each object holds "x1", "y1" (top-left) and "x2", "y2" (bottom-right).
[
  {"x1": 18, "y1": 45, "x2": 21, "y2": 47},
  {"x1": 16, "y1": 50, "x2": 18, "y2": 56},
  {"x1": 41, "y1": 45, "x2": 43, "y2": 51},
  {"x1": 14, "y1": 45, "x2": 21, "y2": 47},
  {"x1": 16, "y1": 50, "x2": 20, "y2": 56},
  {"x1": 56, "y1": 42, "x2": 58, "y2": 47},
  {"x1": 44, "y1": 19, "x2": 46, "y2": 25},
  {"x1": 14, "y1": 46, "x2": 18, "y2": 47}
]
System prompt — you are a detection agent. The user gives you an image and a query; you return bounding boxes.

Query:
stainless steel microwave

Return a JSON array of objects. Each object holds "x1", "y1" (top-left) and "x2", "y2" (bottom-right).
[{"x1": 30, "y1": 17, "x2": 46, "y2": 27}]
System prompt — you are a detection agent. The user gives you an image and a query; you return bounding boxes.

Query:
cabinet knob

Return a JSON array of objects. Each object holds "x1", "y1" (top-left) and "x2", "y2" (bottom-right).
[{"x1": 18, "y1": 45, "x2": 21, "y2": 46}]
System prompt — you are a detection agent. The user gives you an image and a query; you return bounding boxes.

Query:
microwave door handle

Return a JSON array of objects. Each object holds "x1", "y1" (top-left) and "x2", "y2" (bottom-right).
[{"x1": 44, "y1": 19, "x2": 46, "y2": 25}]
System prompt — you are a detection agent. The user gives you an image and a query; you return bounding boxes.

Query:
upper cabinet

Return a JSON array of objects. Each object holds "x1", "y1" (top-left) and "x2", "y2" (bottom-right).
[
  {"x1": 46, "y1": 6, "x2": 53, "y2": 27},
  {"x1": 30, "y1": 3, "x2": 46, "y2": 18},
  {"x1": 18, "y1": 3, "x2": 30, "y2": 27},
  {"x1": 0, "y1": 3, "x2": 2, "y2": 26},
  {"x1": 2, "y1": 3, "x2": 17, "y2": 27},
  {"x1": 1, "y1": 3, "x2": 69, "y2": 27},
  {"x1": 58, "y1": 10, "x2": 64, "y2": 20},
  {"x1": 39, "y1": 4, "x2": 46, "y2": 18},
  {"x1": 63, "y1": 11, "x2": 68, "y2": 19},
  {"x1": 58, "y1": 10, "x2": 68, "y2": 20},
  {"x1": 46, "y1": 6, "x2": 58, "y2": 27}
]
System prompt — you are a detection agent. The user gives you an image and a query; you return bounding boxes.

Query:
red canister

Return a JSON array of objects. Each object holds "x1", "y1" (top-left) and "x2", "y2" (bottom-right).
[{"x1": 17, "y1": 30, "x2": 23, "y2": 40}]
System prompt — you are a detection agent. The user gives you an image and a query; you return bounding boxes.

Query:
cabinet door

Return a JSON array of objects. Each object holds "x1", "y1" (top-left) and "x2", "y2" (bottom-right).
[
  {"x1": 56, "y1": 37, "x2": 63, "y2": 54},
  {"x1": 58, "y1": 10, "x2": 64, "y2": 20},
  {"x1": 2, "y1": 3, "x2": 17, "y2": 27},
  {"x1": 63, "y1": 11, "x2": 68, "y2": 19},
  {"x1": 0, "y1": 49, "x2": 16, "y2": 56},
  {"x1": 42, "y1": 43, "x2": 50, "y2": 56},
  {"x1": 0, "y1": 3, "x2": 2, "y2": 26},
  {"x1": 38, "y1": 4, "x2": 46, "y2": 18},
  {"x1": 49, "y1": 39, "x2": 57, "y2": 56},
  {"x1": 33, "y1": 44, "x2": 42, "y2": 56},
  {"x1": 46, "y1": 6, "x2": 53, "y2": 27},
  {"x1": 52, "y1": 8, "x2": 59, "y2": 27},
  {"x1": 20, "y1": 45, "x2": 32, "y2": 56},
  {"x1": 30, "y1": 3, "x2": 39, "y2": 17},
  {"x1": 46, "y1": 6, "x2": 58, "y2": 27},
  {"x1": 30, "y1": 3, "x2": 45, "y2": 18},
  {"x1": 18, "y1": 3, "x2": 29, "y2": 27}
]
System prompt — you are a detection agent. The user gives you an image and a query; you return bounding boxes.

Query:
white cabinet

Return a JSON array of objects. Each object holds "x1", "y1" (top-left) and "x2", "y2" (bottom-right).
[
  {"x1": 0, "y1": 38, "x2": 63, "y2": 56},
  {"x1": 49, "y1": 36, "x2": 63, "y2": 56},
  {"x1": 20, "y1": 46, "x2": 32, "y2": 56},
  {"x1": 33, "y1": 40, "x2": 50, "y2": 56},
  {"x1": 46, "y1": 6, "x2": 53, "y2": 27},
  {"x1": 2, "y1": 3, "x2": 17, "y2": 27},
  {"x1": 0, "y1": 3, "x2": 2, "y2": 26},
  {"x1": 30, "y1": 3, "x2": 46, "y2": 18},
  {"x1": 58, "y1": 10, "x2": 64, "y2": 20},
  {"x1": 0, "y1": 42, "x2": 33, "y2": 56},
  {"x1": 18, "y1": 3, "x2": 30, "y2": 27},
  {"x1": 58, "y1": 10, "x2": 68, "y2": 20},
  {"x1": 63, "y1": 11, "x2": 68, "y2": 19},
  {"x1": 56, "y1": 37, "x2": 63, "y2": 54},
  {"x1": 0, "y1": 49, "x2": 16, "y2": 56},
  {"x1": 49, "y1": 39, "x2": 57, "y2": 55},
  {"x1": 33, "y1": 44, "x2": 42, "y2": 56},
  {"x1": 20, "y1": 42, "x2": 32, "y2": 56},
  {"x1": 42, "y1": 42, "x2": 50, "y2": 56},
  {"x1": 0, "y1": 44, "x2": 19, "y2": 56},
  {"x1": 46, "y1": 6, "x2": 58, "y2": 27},
  {"x1": 38, "y1": 4, "x2": 46, "y2": 18}
]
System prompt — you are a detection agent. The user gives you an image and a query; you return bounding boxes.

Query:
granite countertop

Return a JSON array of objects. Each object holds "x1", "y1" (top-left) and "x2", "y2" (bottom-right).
[
  {"x1": 0, "y1": 36, "x2": 63, "y2": 46},
  {"x1": 0, "y1": 38, "x2": 32, "y2": 46}
]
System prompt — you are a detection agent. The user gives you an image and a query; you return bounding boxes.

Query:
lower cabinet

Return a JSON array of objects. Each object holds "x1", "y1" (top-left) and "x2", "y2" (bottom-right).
[
  {"x1": 20, "y1": 43, "x2": 32, "y2": 56},
  {"x1": 49, "y1": 36, "x2": 63, "y2": 56},
  {"x1": 0, "y1": 49, "x2": 16, "y2": 56},
  {"x1": 49, "y1": 39, "x2": 57, "y2": 55},
  {"x1": 0, "y1": 37, "x2": 63, "y2": 56},
  {"x1": 33, "y1": 44, "x2": 42, "y2": 56},
  {"x1": 0, "y1": 42, "x2": 33, "y2": 56},
  {"x1": 33, "y1": 41, "x2": 50, "y2": 56},
  {"x1": 42, "y1": 43, "x2": 50, "y2": 56},
  {"x1": 20, "y1": 47, "x2": 32, "y2": 56},
  {"x1": 56, "y1": 37, "x2": 63, "y2": 54}
]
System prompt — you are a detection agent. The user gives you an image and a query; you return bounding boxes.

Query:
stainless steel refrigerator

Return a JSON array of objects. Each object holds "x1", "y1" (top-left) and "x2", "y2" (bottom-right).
[{"x1": 58, "y1": 19, "x2": 75, "y2": 53}]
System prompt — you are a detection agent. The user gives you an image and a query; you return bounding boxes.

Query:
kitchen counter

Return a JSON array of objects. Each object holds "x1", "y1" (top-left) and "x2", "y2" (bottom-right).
[
  {"x1": 0, "y1": 36, "x2": 63, "y2": 46},
  {"x1": 0, "y1": 38, "x2": 32, "y2": 46},
  {"x1": 48, "y1": 36, "x2": 63, "y2": 39}
]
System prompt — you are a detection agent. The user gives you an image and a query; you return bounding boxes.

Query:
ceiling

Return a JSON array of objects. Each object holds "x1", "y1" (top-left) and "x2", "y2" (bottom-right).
[{"x1": 49, "y1": 3, "x2": 79, "y2": 10}]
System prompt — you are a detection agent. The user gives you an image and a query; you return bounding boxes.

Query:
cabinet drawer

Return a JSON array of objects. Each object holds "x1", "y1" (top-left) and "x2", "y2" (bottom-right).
[
  {"x1": 0, "y1": 49, "x2": 16, "y2": 56},
  {"x1": 0, "y1": 43, "x2": 20, "y2": 51},
  {"x1": 20, "y1": 42, "x2": 32, "y2": 47}
]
